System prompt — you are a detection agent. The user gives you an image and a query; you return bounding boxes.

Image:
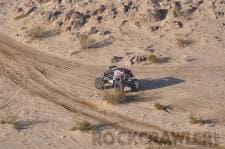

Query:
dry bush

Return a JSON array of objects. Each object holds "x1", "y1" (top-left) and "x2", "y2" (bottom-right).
[
  {"x1": 189, "y1": 115, "x2": 205, "y2": 125},
  {"x1": 102, "y1": 90, "x2": 126, "y2": 105},
  {"x1": 0, "y1": 114, "x2": 26, "y2": 130},
  {"x1": 0, "y1": 114, "x2": 18, "y2": 125},
  {"x1": 176, "y1": 38, "x2": 192, "y2": 48},
  {"x1": 189, "y1": 115, "x2": 217, "y2": 126},
  {"x1": 148, "y1": 54, "x2": 158, "y2": 62},
  {"x1": 173, "y1": 9, "x2": 184, "y2": 18},
  {"x1": 28, "y1": 26, "x2": 60, "y2": 40},
  {"x1": 28, "y1": 26, "x2": 45, "y2": 39},
  {"x1": 79, "y1": 35, "x2": 96, "y2": 49},
  {"x1": 154, "y1": 102, "x2": 165, "y2": 110},
  {"x1": 71, "y1": 121, "x2": 94, "y2": 131},
  {"x1": 14, "y1": 13, "x2": 27, "y2": 20},
  {"x1": 154, "y1": 103, "x2": 173, "y2": 112},
  {"x1": 1, "y1": 114, "x2": 44, "y2": 130}
]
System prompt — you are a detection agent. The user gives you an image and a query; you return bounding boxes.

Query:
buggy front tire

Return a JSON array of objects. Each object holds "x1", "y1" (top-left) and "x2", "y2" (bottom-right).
[{"x1": 95, "y1": 77, "x2": 104, "y2": 90}]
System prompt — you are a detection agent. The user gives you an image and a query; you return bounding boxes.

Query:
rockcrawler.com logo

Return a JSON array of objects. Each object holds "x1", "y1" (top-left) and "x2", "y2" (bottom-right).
[{"x1": 92, "y1": 130, "x2": 219, "y2": 146}]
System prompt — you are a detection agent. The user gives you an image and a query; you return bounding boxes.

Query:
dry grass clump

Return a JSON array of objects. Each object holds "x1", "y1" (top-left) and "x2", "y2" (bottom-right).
[
  {"x1": 1, "y1": 114, "x2": 26, "y2": 130},
  {"x1": 1, "y1": 114, "x2": 44, "y2": 130},
  {"x1": 28, "y1": 26, "x2": 44, "y2": 39},
  {"x1": 148, "y1": 54, "x2": 158, "y2": 62},
  {"x1": 28, "y1": 26, "x2": 60, "y2": 40},
  {"x1": 176, "y1": 38, "x2": 192, "y2": 48},
  {"x1": 0, "y1": 114, "x2": 18, "y2": 125},
  {"x1": 189, "y1": 115, "x2": 205, "y2": 125},
  {"x1": 173, "y1": 8, "x2": 184, "y2": 18},
  {"x1": 14, "y1": 13, "x2": 27, "y2": 20},
  {"x1": 154, "y1": 103, "x2": 173, "y2": 112},
  {"x1": 103, "y1": 90, "x2": 126, "y2": 105},
  {"x1": 71, "y1": 121, "x2": 94, "y2": 131},
  {"x1": 154, "y1": 102, "x2": 165, "y2": 110},
  {"x1": 189, "y1": 115, "x2": 217, "y2": 126},
  {"x1": 80, "y1": 35, "x2": 96, "y2": 49}
]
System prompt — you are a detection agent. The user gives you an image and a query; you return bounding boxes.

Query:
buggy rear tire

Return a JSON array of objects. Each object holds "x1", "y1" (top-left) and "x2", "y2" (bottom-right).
[
  {"x1": 113, "y1": 80, "x2": 124, "y2": 91},
  {"x1": 130, "y1": 79, "x2": 140, "y2": 92},
  {"x1": 95, "y1": 77, "x2": 104, "y2": 90}
]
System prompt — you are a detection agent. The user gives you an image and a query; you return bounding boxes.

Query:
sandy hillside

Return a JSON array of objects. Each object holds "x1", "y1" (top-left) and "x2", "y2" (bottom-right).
[{"x1": 0, "y1": 0, "x2": 225, "y2": 148}]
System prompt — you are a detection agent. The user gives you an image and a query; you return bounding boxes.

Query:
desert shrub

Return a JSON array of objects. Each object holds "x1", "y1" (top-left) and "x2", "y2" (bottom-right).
[
  {"x1": 28, "y1": 26, "x2": 60, "y2": 40},
  {"x1": 0, "y1": 114, "x2": 26, "y2": 130},
  {"x1": 173, "y1": 8, "x2": 184, "y2": 18},
  {"x1": 154, "y1": 103, "x2": 173, "y2": 112},
  {"x1": 14, "y1": 13, "x2": 27, "y2": 20},
  {"x1": 0, "y1": 114, "x2": 18, "y2": 125},
  {"x1": 71, "y1": 121, "x2": 94, "y2": 131},
  {"x1": 154, "y1": 103, "x2": 165, "y2": 110},
  {"x1": 79, "y1": 35, "x2": 96, "y2": 49},
  {"x1": 148, "y1": 54, "x2": 158, "y2": 62},
  {"x1": 189, "y1": 115, "x2": 205, "y2": 125},
  {"x1": 176, "y1": 38, "x2": 192, "y2": 48},
  {"x1": 28, "y1": 26, "x2": 46, "y2": 39},
  {"x1": 1, "y1": 114, "x2": 44, "y2": 130},
  {"x1": 103, "y1": 90, "x2": 126, "y2": 104}
]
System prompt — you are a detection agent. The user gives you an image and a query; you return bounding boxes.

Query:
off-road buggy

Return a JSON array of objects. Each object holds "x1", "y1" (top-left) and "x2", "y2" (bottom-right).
[{"x1": 95, "y1": 66, "x2": 140, "y2": 91}]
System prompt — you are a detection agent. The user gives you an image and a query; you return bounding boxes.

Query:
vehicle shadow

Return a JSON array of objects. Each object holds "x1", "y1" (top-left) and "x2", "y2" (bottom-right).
[{"x1": 139, "y1": 77, "x2": 185, "y2": 91}]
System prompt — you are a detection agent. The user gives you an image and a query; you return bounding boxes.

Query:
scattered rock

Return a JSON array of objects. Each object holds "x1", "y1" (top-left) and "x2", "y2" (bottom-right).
[
  {"x1": 215, "y1": 11, "x2": 225, "y2": 17},
  {"x1": 111, "y1": 56, "x2": 123, "y2": 63},
  {"x1": 150, "y1": 25, "x2": 160, "y2": 32},
  {"x1": 134, "y1": 21, "x2": 141, "y2": 28},
  {"x1": 123, "y1": 4, "x2": 130, "y2": 13},
  {"x1": 98, "y1": 30, "x2": 111, "y2": 36},
  {"x1": 121, "y1": 20, "x2": 128, "y2": 26},
  {"x1": 99, "y1": 5, "x2": 106, "y2": 13},
  {"x1": 125, "y1": 52, "x2": 134, "y2": 55},
  {"x1": 55, "y1": 0, "x2": 62, "y2": 4},
  {"x1": 171, "y1": 1, "x2": 182, "y2": 10},
  {"x1": 129, "y1": 56, "x2": 136, "y2": 65},
  {"x1": 111, "y1": 5, "x2": 118, "y2": 18},
  {"x1": 56, "y1": 21, "x2": 63, "y2": 27},
  {"x1": 72, "y1": 12, "x2": 86, "y2": 27},
  {"x1": 147, "y1": 9, "x2": 168, "y2": 22},
  {"x1": 143, "y1": 46, "x2": 155, "y2": 53},
  {"x1": 136, "y1": 55, "x2": 147, "y2": 63},
  {"x1": 147, "y1": 0, "x2": 161, "y2": 9},
  {"x1": 129, "y1": 54, "x2": 147, "y2": 65},
  {"x1": 26, "y1": 5, "x2": 37, "y2": 15},
  {"x1": 60, "y1": 135, "x2": 66, "y2": 139},
  {"x1": 89, "y1": 27, "x2": 98, "y2": 35},
  {"x1": 103, "y1": 30, "x2": 111, "y2": 35},
  {"x1": 172, "y1": 21, "x2": 183, "y2": 29},
  {"x1": 65, "y1": 10, "x2": 87, "y2": 30},
  {"x1": 96, "y1": 16, "x2": 103, "y2": 24},
  {"x1": 46, "y1": 9, "x2": 62, "y2": 21},
  {"x1": 16, "y1": 7, "x2": 23, "y2": 13},
  {"x1": 92, "y1": 5, "x2": 106, "y2": 16}
]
